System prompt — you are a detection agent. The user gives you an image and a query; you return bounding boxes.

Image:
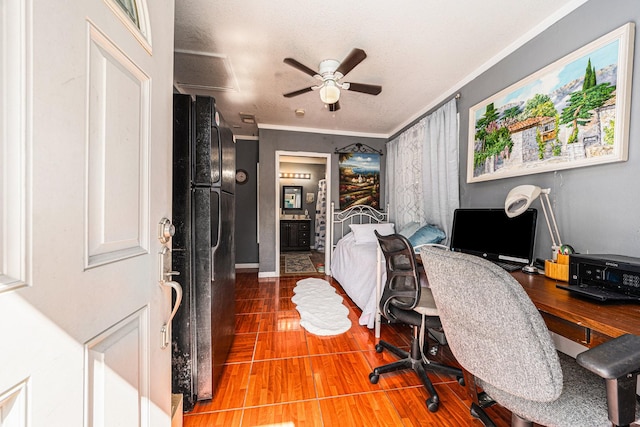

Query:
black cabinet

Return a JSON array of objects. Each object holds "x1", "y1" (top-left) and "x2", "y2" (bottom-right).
[{"x1": 280, "y1": 219, "x2": 311, "y2": 251}]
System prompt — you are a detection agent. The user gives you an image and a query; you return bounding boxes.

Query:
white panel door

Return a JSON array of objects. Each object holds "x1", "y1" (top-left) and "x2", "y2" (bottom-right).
[{"x1": 0, "y1": 0, "x2": 174, "y2": 425}]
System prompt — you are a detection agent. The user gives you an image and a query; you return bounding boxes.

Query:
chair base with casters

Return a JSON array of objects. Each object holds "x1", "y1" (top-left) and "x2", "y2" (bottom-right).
[{"x1": 368, "y1": 310, "x2": 464, "y2": 412}]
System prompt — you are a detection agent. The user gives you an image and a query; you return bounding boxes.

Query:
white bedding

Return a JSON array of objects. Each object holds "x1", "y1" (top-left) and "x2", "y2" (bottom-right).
[{"x1": 331, "y1": 232, "x2": 384, "y2": 329}]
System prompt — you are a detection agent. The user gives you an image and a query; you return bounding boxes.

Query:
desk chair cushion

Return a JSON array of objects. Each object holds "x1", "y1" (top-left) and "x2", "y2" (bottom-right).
[
  {"x1": 385, "y1": 291, "x2": 441, "y2": 328},
  {"x1": 478, "y1": 352, "x2": 611, "y2": 427},
  {"x1": 419, "y1": 247, "x2": 563, "y2": 402},
  {"x1": 413, "y1": 287, "x2": 438, "y2": 317},
  {"x1": 386, "y1": 286, "x2": 439, "y2": 325}
]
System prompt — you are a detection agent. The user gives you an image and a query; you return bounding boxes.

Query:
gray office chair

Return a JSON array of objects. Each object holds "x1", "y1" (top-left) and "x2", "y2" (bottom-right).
[
  {"x1": 369, "y1": 232, "x2": 463, "y2": 412},
  {"x1": 420, "y1": 246, "x2": 640, "y2": 427}
]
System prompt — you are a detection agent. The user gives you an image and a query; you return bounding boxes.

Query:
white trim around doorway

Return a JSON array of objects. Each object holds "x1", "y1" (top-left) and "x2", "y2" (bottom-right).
[{"x1": 275, "y1": 151, "x2": 331, "y2": 277}]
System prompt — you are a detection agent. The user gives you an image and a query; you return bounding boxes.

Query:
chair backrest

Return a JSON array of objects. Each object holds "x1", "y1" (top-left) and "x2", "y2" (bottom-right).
[
  {"x1": 419, "y1": 247, "x2": 563, "y2": 402},
  {"x1": 375, "y1": 231, "x2": 421, "y2": 318}
]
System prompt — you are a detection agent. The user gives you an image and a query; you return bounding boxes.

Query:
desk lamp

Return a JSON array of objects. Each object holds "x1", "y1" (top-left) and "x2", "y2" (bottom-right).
[{"x1": 504, "y1": 185, "x2": 562, "y2": 266}]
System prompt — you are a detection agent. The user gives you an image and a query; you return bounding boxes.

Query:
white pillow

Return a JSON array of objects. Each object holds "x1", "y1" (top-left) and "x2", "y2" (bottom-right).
[{"x1": 349, "y1": 223, "x2": 395, "y2": 245}]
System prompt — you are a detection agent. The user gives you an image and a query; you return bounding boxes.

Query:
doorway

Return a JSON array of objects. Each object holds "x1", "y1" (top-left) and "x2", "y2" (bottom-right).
[{"x1": 275, "y1": 151, "x2": 331, "y2": 277}]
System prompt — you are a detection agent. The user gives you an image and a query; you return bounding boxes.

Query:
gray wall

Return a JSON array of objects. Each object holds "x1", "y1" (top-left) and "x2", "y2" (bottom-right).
[
  {"x1": 258, "y1": 129, "x2": 386, "y2": 273},
  {"x1": 244, "y1": 0, "x2": 640, "y2": 270},
  {"x1": 457, "y1": 0, "x2": 640, "y2": 260},
  {"x1": 279, "y1": 162, "x2": 327, "y2": 248},
  {"x1": 235, "y1": 138, "x2": 259, "y2": 264}
]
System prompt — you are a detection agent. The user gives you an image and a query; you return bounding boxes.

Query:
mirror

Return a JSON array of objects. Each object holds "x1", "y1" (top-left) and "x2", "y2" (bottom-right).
[{"x1": 282, "y1": 185, "x2": 303, "y2": 210}]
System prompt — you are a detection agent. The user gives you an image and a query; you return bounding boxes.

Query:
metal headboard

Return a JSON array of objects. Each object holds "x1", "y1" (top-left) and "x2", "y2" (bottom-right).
[{"x1": 329, "y1": 202, "x2": 389, "y2": 264}]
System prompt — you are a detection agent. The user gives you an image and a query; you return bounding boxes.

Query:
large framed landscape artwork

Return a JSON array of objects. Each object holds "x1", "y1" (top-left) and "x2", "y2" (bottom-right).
[
  {"x1": 467, "y1": 23, "x2": 634, "y2": 183},
  {"x1": 338, "y1": 152, "x2": 380, "y2": 209}
]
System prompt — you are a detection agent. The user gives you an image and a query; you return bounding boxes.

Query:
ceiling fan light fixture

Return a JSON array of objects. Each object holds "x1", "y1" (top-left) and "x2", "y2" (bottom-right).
[
  {"x1": 319, "y1": 80, "x2": 340, "y2": 104},
  {"x1": 283, "y1": 49, "x2": 380, "y2": 108}
]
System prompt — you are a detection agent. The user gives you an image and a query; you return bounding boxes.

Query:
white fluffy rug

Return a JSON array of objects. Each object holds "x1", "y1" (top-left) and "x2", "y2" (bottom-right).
[{"x1": 292, "y1": 278, "x2": 352, "y2": 336}]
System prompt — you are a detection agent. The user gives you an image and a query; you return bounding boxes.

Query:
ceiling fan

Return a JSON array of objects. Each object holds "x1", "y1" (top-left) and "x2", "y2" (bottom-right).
[{"x1": 282, "y1": 48, "x2": 382, "y2": 111}]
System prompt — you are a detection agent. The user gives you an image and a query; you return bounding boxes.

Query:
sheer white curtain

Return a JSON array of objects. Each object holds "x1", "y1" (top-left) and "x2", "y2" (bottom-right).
[
  {"x1": 386, "y1": 122, "x2": 426, "y2": 228},
  {"x1": 386, "y1": 98, "x2": 459, "y2": 242}
]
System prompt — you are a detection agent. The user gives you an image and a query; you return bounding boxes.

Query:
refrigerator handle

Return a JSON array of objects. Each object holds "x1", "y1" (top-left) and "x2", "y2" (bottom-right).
[
  {"x1": 213, "y1": 125, "x2": 223, "y2": 185},
  {"x1": 210, "y1": 198, "x2": 223, "y2": 282}
]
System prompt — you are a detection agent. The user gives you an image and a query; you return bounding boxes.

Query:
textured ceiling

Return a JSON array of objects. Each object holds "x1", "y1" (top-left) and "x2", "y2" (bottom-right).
[{"x1": 174, "y1": 0, "x2": 587, "y2": 138}]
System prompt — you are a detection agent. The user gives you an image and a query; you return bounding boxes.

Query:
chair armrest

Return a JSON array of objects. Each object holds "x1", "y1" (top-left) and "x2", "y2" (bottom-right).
[
  {"x1": 576, "y1": 334, "x2": 640, "y2": 379},
  {"x1": 413, "y1": 243, "x2": 450, "y2": 254}
]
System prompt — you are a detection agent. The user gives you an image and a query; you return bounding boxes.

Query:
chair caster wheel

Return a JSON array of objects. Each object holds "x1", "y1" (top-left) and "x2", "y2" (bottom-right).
[
  {"x1": 457, "y1": 376, "x2": 465, "y2": 386},
  {"x1": 369, "y1": 372, "x2": 379, "y2": 384},
  {"x1": 426, "y1": 396, "x2": 439, "y2": 412},
  {"x1": 375, "y1": 344, "x2": 383, "y2": 353}
]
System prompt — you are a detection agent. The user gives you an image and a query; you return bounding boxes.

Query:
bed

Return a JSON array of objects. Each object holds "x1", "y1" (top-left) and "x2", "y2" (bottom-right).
[{"x1": 329, "y1": 202, "x2": 390, "y2": 336}]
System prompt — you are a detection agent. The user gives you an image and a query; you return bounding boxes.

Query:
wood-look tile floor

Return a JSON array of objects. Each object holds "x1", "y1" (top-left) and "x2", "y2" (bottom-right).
[{"x1": 183, "y1": 271, "x2": 513, "y2": 427}]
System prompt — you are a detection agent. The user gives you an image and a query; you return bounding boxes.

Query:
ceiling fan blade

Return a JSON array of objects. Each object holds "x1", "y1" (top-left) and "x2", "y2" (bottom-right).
[
  {"x1": 345, "y1": 82, "x2": 382, "y2": 95},
  {"x1": 336, "y1": 48, "x2": 367, "y2": 76},
  {"x1": 283, "y1": 58, "x2": 318, "y2": 77},
  {"x1": 328, "y1": 101, "x2": 340, "y2": 112},
  {"x1": 283, "y1": 87, "x2": 314, "y2": 98}
]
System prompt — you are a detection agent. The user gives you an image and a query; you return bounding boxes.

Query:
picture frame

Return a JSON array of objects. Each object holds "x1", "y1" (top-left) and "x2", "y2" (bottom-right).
[
  {"x1": 467, "y1": 23, "x2": 634, "y2": 183},
  {"x1": 306, "y1": 193, "x2": 315, "y2": 204},
  {"x1": 338, "y1": 153, "x2": 381, "y2": 210}
]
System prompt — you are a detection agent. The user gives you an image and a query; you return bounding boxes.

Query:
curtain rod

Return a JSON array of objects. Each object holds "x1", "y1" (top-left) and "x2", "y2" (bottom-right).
[{"x1": 446, "y1": 92, "x2": 461, "y2": 101}]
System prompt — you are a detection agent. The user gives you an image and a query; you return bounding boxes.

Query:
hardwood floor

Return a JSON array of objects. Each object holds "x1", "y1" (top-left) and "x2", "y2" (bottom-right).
[{"x1": 183, "y1": 271, "x2": 513, "y2": 427}]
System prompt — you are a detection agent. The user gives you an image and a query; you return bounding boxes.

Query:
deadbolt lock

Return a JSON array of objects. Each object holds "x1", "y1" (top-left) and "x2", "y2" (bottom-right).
[{"x1": 158, "y1": 218, "x2": 175, "y2": 244}]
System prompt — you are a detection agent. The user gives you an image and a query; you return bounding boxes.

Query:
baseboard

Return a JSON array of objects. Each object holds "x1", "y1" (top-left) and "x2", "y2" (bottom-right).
[
  {"x1": 258, "y1": 271, "x2": 277, "y2": 278},
  {"x1": 236, "y1": 263, "x2": 259, "y2": 269}
]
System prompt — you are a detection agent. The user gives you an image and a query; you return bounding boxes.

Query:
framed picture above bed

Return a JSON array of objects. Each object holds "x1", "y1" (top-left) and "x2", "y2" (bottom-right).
[{"x1": 338, "y1": 152, "x2": 381, "y2": 210}]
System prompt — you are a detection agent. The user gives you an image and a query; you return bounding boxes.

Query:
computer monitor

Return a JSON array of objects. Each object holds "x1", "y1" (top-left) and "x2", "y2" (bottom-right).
[{"x1": 450, "y1": 208, "x2": 538, "y2": 265}]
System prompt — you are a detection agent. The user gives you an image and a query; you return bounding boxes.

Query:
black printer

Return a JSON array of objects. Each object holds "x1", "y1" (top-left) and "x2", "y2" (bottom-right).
[{"x1": 556, "y1": 254, "x2": 640, "y2": 302}]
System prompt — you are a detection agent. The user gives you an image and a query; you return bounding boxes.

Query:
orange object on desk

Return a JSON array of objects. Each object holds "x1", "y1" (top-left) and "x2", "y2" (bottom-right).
[{"x1": 544, "y1": 253, "x2": 569, "y2": 281}]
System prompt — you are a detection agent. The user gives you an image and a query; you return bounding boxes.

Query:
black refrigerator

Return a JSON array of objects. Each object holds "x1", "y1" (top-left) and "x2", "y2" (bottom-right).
[{"x1": 171, "y1": 94, "x2": 236, "y2": 411}]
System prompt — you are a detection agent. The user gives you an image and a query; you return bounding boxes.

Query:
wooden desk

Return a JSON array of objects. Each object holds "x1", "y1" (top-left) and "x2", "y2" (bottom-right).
[{"x1": 512, "y1": 271, "x2": 640, "y2": 347}]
